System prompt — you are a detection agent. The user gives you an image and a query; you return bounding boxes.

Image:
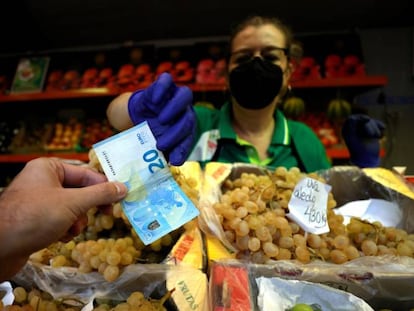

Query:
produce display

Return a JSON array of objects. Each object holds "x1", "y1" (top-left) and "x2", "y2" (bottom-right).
[
  {"x1": 324, "y1": 54, "x2": 366, "y2": 78},
  {"x1": 0, "y1": 118, "x2": 115, "y2": 154},
  {"x1": 2, "y1": 286, "x2": 172, "y2": 311},
  {"x1": 290, "y1": 53, "x2": 366, "y2": 82},
  {"x1": 290, "y1": 56, "x2": 322, "y2": 81},
  {"x1": 0, "y1": 74, "x2": 9, "y2": 94},
  {"x1": 45, "y1": 119, "x2": 83, "y2": 151},
  {"x1": 61, "y1": 70, "x2": 81, "y2": 90},
  {"x1": 0, "y1": 122, "x2": 17, "y2": 154},
  {"x1": 326, "y1": 99, "x2": 352, "y2": 121},
  {"x1": 281, "y1": 96, "x2": 306, "y2": 119},
  {"x1": 110, "y1": 63, "x2": 154, "y2": 92},
  {"x1": 209, "y1": 166, "x2": 414, "y2": 264},
  {"x1": 281, "y1": 96, "x2": 345, "y2": 148},
  {"x1": 297, "y1": 113, "x2": 340, "y2": 147},
  {"x1": 7, "y1": 122, "x2": 51, "y2": 153},
  {"x1": 5, "y1": 156, "x2": 207, "y2": 311},
  {"x1": 4, "y1": 158, "x2": 414, "y2": 310},
  {"x1": 195, "y1": 58, "x2": 226, "y2": 84},
  {"x1": 212, "y1": 167, "x2": 335, "y2": 264},
  {"x1": 0, "y1": 36, "x2": 396, "y2": 310},
  {"x1": 77, "y1": 119, "x2": 115, "y2": 150},
  {"x1": 203, "y1": 164, "x2": 414, "y2": 310}
]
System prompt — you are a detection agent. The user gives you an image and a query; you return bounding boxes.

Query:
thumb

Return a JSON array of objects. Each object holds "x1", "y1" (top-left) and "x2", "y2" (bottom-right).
[{"x1": 66, "y1": 181, "x2": 128, "y2": 214}]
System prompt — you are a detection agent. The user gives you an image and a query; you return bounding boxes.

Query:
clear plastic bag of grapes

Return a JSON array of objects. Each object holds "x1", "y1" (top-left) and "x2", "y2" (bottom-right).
[
  {"x1": 201, "y1": 163, "x2": 414, "y2": 310},
  {"x1": 11, "y1": 263, "x2": 209, "y2": 311}
]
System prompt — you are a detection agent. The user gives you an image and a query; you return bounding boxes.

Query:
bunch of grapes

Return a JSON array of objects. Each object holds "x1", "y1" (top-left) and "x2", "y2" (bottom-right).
[
  {"x1": 91, "y1": 290, "x2": 173, "y2": 311},
  {"x1": 29, "y1": 227, "x2": 180, "y2": 282},
  {"x1": 213, "y1": 166, "x2": 414, "y2": 264},
  {"x1": 3, "y1": 286, "x2": 171, "y2": 311},
  {"x1": 169, "y1": 165, "x2": 199, "y2": 206},
  {"x1": 4, "y1": 286, "x2": 83, "y2": 311}
]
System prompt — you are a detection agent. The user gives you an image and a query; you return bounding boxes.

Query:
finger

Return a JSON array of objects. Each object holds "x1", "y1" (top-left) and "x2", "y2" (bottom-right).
[
  {"x1": 156, "y1": 106, "x2": 196, "y2": 151},
  {"x1": 353, "y1": 114, "x2": 370, "y2": 123},
  {"x1": 132, "y1": 73, "x2": 176, "y2": 116},
  {"x1": 61, "y1": 216, "x2": 88, "y2": 242},
  {"x1": 364, "y1": 120, "x2": 383, "y2": 138},
  {"x1": 15, "y1": 158, "x2": 62, "y2": 186},
  {"x1": 99, "y1": 204, "x2": 114, "y2": 215},
  {"x1": 61, "y1": 162, "x2": 108, "y2": 187},
  {"x1": 376, "y1": 119, "x2": 386, "y2": 131},
  {"x1": 149, "y1": 72, "x2": 176, "y2": 106},
  {"x1": 167, "y1": 133, "x2": 196, "y2": 166},
  {"x1": 158, "y1": 86, "x2": 193, "y2": 124},
  {"x1": 129, "y1": 89, "x2": 153, "y2": 118},
  {"x1": 64, "y1": 181, "x2": 127, "y2": 215}
]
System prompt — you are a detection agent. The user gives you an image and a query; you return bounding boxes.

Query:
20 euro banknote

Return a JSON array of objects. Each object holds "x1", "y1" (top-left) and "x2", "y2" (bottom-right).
[{"x1": 93, "y1": 121, "x2": 199, "y2": 245}]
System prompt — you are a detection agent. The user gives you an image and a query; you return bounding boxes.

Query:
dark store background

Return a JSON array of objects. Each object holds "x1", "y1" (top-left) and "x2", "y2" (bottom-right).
[
  {"x1": 0, "y1": 0, "x2": 413, "y2": 173},
  {"x1": 0, "y1": 0, "x2": 411, "y2": 55}
]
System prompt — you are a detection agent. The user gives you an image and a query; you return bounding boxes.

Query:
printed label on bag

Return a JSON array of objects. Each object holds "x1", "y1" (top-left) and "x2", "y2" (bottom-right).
[{"x1": 93, "y1": 121, "x2": 199, "y2": 245}]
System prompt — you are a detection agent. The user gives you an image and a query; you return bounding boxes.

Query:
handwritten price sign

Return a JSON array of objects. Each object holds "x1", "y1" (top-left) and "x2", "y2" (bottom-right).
[{"x1": 287, "y1": 177, "x2": 331, "y2": 234}]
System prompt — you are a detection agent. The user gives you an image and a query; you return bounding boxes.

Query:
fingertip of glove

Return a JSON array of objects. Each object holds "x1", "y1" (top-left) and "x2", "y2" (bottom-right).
[
  {"x1": 168, "y1": 153, "x2": 186, "y2": 166},
  {"x1": 168, "y1": 139, "x2": 192, "y2": 166},
  {"x1": 376, "y1": 119, "x2": 386, "y2": 130},
  {"x1": 180, "y1": 84, "x2": 192, "y2": 93},
  {"x1": 128, "y1": 89, "x2": 143, "y2": 104},
  {"x1": 177, "y1": 85, "x2": 194, "y2": 102},
  {"x1": 169, "y1": 158, "x2": 185, "y2": 166},
  {"x1": 157, "y1": 72, "x2": 174, "y2": 85}
]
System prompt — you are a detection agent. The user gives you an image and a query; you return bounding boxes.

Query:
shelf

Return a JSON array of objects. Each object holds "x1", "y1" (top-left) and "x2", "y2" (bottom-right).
[
  {"x1": 326, "y1": 147, "x2": 351, "y2": 159},
  {"x1": 0, "y1": 75, "x2": 387, "y2": 166},
  {"x1": 291, "y1": 75, "x2": 388, "y2": 89},
  {"x1": 0, "y1": 76, "x2": 387, "y2": 103},
  {"x1": 185, "y1": 83, "x2": 228, "y2": 92},
  {"x1": 0, "y1": 88, "x2": 119, "y2": 103},
  {"x1": 0, "y1": 146, "x2": 386, "y2": 167},
  {"x1": 0, "y1": 153, "x2": 90, "y2": 163},
  {"x1": 0, "y1": 146, "x2": 374, "y2": 163},
  {"x1": 326, "y1": 146, "x2": 386, "y2": 159}
]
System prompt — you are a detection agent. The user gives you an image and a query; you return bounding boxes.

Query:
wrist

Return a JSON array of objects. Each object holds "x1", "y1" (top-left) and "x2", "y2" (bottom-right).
[
  {"x1": 349, "y1": 156, "x2": 380, "y2": 168},
  {"x1": 0, "y1": 219, "x2": 29, "y2": 280},
  {"x1": 0, "y1": 256, "x2": 28, "y2": 281}
]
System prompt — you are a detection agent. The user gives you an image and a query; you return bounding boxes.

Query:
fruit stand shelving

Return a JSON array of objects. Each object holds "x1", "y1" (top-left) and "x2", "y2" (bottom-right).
[
  {"x1": 0, "y1": 75, "x2": 388, "y2": 103},
  {"x1": 0, "y1": 75, "x2": 387, "y2": 186}
]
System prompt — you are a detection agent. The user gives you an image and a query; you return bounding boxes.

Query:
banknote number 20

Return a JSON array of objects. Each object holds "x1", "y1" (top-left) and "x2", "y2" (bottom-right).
[{"x1": 144, "y1": 149, "x2": 165, "y2": 174}]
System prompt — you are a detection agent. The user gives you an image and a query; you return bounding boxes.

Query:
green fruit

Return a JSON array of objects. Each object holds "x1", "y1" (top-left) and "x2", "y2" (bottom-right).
[
  {"x1": 290, "y1": 303, "x2": 314, "y2": 311},
  {"x1": 282, "y1": 96, "x2": 306, "y2": 118},
  {"x1": 326, "y1": 98, "x2": 352, "y2": 120}
]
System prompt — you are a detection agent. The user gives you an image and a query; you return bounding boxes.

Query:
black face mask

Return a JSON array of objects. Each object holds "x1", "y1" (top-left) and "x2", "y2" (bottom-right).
[{"x1": 229, "y1": 57, "x2": 284, "y2": 110}]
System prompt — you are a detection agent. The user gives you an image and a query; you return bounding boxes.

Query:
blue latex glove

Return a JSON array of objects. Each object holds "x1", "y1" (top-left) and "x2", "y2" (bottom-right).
[
  {"x1": 342, "y1": 114, "x2": 385, "y2": 168},
  {"x1": 128, "y1": 72, "x2": 196, "y2": 166}
]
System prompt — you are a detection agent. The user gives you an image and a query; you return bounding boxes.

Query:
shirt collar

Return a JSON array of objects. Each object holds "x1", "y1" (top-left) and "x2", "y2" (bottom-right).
[
  {"x1": 273, "y1": 109, "x2": 290, "y2": 145},
  {"x1": 218, "y1": 102, "x2": 290, "y2": 145},
  {"x1": 218, "y1": 102, "x2": 237, "y2": 139}
]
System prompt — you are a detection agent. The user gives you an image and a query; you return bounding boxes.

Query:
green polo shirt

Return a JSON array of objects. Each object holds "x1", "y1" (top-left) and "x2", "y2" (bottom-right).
[{"x1": 188, "y1": 102, "x2": 331, "y2": 173}]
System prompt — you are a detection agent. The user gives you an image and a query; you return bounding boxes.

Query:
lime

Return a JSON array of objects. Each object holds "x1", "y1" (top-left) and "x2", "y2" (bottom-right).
[{"x1": 290, "y1": 303, "x2": 314, "y2": 311}]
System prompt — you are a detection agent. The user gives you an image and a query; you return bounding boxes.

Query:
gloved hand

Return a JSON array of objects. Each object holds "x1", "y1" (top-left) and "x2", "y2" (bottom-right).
[
  {"x1": 342, "y1": 114, "x2": 385, "y2": 168},
  {"x1": 128, "y1": 72, "x2": 196, "y2": 166}
]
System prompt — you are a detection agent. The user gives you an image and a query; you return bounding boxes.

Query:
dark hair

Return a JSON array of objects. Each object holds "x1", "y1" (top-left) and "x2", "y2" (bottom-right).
[{"x1": 227, "y1": 15, "x2": 295, "y2": 58}]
